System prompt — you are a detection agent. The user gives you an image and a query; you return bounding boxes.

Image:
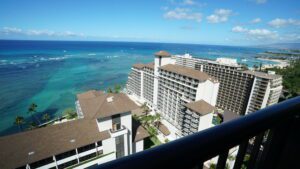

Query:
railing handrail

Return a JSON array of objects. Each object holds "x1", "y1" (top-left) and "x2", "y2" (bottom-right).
[{"x1": 98, "y1": 96, "x2": 300, "y2": 169}]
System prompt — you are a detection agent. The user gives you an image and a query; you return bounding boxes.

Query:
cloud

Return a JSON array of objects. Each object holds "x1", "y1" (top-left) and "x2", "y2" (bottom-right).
[
  {"x1": 1, "y1": 27, "x2": 22, "y2": 34},
  {"x1": 164, "y1": 8, "x2": 202, "y2": 22},
  {"x1": 268, "y1": 18, "x2": 300, "y2": 28},
  {"x1": 250, "y1": 18, "x2": 262, "y2": 24},
  {"x1": 206, "y1": 9, "x2": 232, "y2": 23},
  {"x1": 232, "y1": 26, "x2": 278, "y2": 40},
  {"x1": 0, "y1": 27, "x2": 85, "y2": 37},
  {"x1": 232, "y1": 26, "x2": 248, "y2": 33},
  {"x1": 256, "y1": 0, "x2": 267, "y2": 4},
  {"x1": 182, "y1": 0, "x2": 195, "y2": 5}
]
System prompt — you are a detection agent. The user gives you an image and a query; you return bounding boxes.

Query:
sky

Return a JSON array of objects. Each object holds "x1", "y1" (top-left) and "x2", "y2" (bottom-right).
[{"x1": 0, "y1": 0, "x2": 299, "y2": 45}]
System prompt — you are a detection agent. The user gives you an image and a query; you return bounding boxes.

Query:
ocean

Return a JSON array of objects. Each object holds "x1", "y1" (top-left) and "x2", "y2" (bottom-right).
[{"x1": 0, "y1": 40, "x2": 277, "y2": 136}]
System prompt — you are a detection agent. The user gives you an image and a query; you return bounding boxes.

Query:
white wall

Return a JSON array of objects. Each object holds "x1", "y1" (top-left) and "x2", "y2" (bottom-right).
[
  {"x1": 134, "y1": 140, "x2": 144, "y2": 153},
  {"x1": 121, "y1": 113, "x2": 132, "y2": 154},
  {"x1": 198, "y1": 113, "x2": 213, "y2": 131},
  {"x1": 103, "y1": 138, "x2": 116, "y2": 154},
  {"x1": 97, "y1": 117, "x2": 112, "y2": 132},
  {"x1": 196, "y1": 80, "x2": 219, "y2": 106}
]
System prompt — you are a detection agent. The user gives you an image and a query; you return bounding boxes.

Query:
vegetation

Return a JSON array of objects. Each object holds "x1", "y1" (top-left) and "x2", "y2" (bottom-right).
[
  {"x1": 28, "y1": 121, "x2": 38, "y2": 130},
  {"x1": 114, "y1": 84, "x2": 121, "y2": 93},
  {"x1": 141, "y1": 103, "x2": 150, "y2": 115},
  {"x1": 266, "y1": 59, "x2": 300, "y2": 99},
  {"x1": 27, "y1": 103, "x2": 41, "y2": 125},
  {"x1": 107, "y1": 84, "x2": 123, "y2": 93},
  {"x1": 42, "y1": 113, "x2": 51, "y2": 122},
  {"x1": 107, "y1": 87, "x2": 113, "y2": 93},
  {"x1": 14, "y1": 116, "x2": 25, "y2": 132},
  {"x1": 63, "y1": 108, "x2": 77, "y2": 119}
]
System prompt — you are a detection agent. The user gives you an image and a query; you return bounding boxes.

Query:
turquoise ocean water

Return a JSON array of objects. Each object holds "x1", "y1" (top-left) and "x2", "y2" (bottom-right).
[{"x1": 0, "y1": 40, "x2": 277, "y2": 136}]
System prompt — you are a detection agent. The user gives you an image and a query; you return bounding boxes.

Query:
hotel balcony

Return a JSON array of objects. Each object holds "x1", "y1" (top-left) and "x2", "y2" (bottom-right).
[
  {"x1": 109, "y1": 125, "x2": 128, "y2": 138},
  {"x1": 97, "y1": 96, "x2": 300, "y2": 169}
]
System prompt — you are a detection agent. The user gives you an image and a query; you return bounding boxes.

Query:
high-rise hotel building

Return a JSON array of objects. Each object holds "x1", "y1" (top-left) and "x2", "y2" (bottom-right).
[
  {"x1": 127, "y1": 51, "x2": 219, "y2": 138},
  {"x1": 173, "y1": 54, "x2": 283, "y2": 115},
  {"x1": 127, "y1": 51, "x2": 282, "y2": 138}
]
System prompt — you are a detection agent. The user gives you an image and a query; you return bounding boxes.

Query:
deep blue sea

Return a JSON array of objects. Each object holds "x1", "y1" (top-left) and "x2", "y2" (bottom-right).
[{"x1": 0, "y1": 40, "x2": 278, "y2": 136}]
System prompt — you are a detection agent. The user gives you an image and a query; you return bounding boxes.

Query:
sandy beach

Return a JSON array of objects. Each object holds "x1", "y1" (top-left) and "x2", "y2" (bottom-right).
[{"x1": 257, "y1": 58, "x2": 290, "y2": 69}]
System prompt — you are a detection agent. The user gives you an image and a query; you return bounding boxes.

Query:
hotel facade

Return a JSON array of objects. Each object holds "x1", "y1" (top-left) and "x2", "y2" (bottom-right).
[
  {"x1": 127, "y1": 51, "x2": 282, "y2": 139},
  {"x1": 173, "y1": 54, "x2": 283, "y2": 115},
  {"x1": 127, "y1": 51, "x2": 219, "y2": 139},
  {"x1": 0, "y1": 91, "x2": 149, "y2": 169}
]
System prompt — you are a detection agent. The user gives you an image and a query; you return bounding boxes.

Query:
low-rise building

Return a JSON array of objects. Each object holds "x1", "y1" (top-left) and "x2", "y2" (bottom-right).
[{"x1": 0, "y1": 91, "x2": 149, "y2": 169}]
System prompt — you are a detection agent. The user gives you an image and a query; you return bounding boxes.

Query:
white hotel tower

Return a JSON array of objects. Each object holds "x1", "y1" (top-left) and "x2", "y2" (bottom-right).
[{"x1": 127, "y1": 51, "x2": 219, "y2": 139}]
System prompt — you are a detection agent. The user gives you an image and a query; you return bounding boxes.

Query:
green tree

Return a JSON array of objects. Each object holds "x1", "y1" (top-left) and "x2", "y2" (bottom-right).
[
  {"x1": 14, "y1": 116, "x2": 25, "y2": 132},
  {"x1": 141, "y1": 103, "x2": 150, "y2": 115},
  {"x1": 114, "y1": 84, "x2": 122, "y2": 93},
  {"x1": 28, "y1": 121, "x2": 37, "y2": 130},
  {"x1": 27, "y1": 103, "x2": 41, "y2": 125},
  {"x1": 253, "y1": 64, "x2": 259, "y2": 71},
  {"x1": 63, "y1": 108, "x2": 77, "y2": 119},
  {"x1": 42, "y1": 113, "x2": 50, "y2": 122},
  {"x1": 107, "y1": 87, "x2": 113, "y2": 93}
]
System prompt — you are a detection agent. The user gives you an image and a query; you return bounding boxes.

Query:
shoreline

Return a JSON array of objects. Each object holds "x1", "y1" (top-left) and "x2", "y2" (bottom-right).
[{"x1": 257, "y1": 57, "x2": 290, "y2": 68}]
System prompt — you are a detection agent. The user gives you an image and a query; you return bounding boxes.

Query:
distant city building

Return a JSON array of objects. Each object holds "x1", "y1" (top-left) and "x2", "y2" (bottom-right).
[{"x1": 0, "y1": 91, "x2": 149, "y2": 169}]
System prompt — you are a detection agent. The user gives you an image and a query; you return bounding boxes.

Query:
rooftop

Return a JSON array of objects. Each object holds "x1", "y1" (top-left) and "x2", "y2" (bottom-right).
[
  {"x1": 243, "y1": 70, "x2": 282, "y2": 80},
  {"x1": 155, "y1": 51, "x2": 171, "y2": 58},
  {"x1": 77, "y1": 91, "x2": 139, "y2": 119},
  {"x1": 160, "y1": 64, "x2": 217, "y2": 82},
  {"x1": 132, "y1": 120, "x2": 150, "y2": 142},
  {"x1": 132, "y1": 62, "x2": 154, "y2": 70},
  {"x1": 185, "y1": 100, "x2": 215, "y2": 115},
  {"x1": 156, "y1": 122, "x2": 170, "y2": 136},
  {"x1": 0, "y1": 119, "x2": 110, "y2": 169}
]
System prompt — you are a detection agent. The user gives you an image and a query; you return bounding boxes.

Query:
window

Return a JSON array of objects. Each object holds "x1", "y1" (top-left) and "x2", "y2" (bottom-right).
[
  {"x1": 30, "y1": 156, "x2": 54, "y2": 168},
  {"x1": 55, "y1": 150, "x2": 76, "y2": 161},
  {"x1": 77, "y1": 143, "x2": 95, "y2": 153},
  {"x1": 112, "y1": 114, "x2": 121, "y2": 131},
  {"x1": 97, "y1": 140, "x2": 102, "y2": 147},
  {"x1": 79, "y1": 152, "x2": 97, "y2": 162}
]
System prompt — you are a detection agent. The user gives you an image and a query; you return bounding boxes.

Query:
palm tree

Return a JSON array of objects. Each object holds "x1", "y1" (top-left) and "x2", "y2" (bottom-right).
[
  {"x1": 14, "y1": 116, "x2": 25, "y2": 132},
  {"x1": 42, "y1": 113, "x2": 50, "y2": 122},
  {"x1": 114, "y1": 84, "x2": 121, "y2": 93},
  {"x1": 107, "y1": 87, "x2": 113, "y2": 93},
  {"x1": 154, "y1": 114, "x2": 161, "y2": 127},
  {"x1": 63, "y1": 108, "x2": 77, "y2": 119},
  {"x1": 28, "y1": 121, "x2": 37, "y2": 130},
  {"x1": 27, "y1": 103, "x2": 41, "y2": 125},
  {"x1": 141, "y1": 103, "x2": 150, "y2": 115}
]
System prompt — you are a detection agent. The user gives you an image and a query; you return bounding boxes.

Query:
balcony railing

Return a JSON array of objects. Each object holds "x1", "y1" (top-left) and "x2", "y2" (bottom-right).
[{"x1": 97, "y1": 96, "x2": 300, "y2": 169}]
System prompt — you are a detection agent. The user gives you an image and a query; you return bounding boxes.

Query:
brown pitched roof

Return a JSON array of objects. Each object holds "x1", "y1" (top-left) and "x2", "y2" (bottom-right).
[
  {"x1": 0, "y1": 119, "x2": 110, "y2": 169},
  {"x1": 132, "y1": 120, "x2": 150, "y2": 142},
  {"x1": 77, "y1": 92, "x2": 139, "y2": 119},
  {"x1": 160, "y1": 64, "x2": 217, "y2": 82},
  {"x1": 77, "y1": 90, "x2": 104, "y2": 100},
  {"x1": 144, "y1": 62, "x2": 154, "y2": 70},
  {"x1": 155, "y1": 51, "x2": 171, "y2": 57},
  {"x1": 132, "y1": 63, "x2": 145, "y2": 69},
  {"x1": 157, "y1": 123, "x2": 170, "y2": 136},
  {"x1": 243, "y1": 70, "x2": 282, "y2": 80},
  {"x1": 185, "y1": 100, "x2": 215, "y2": 115},
  {"x1": 132, "y1": 62, "x2": 154, "y2": 70}
]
